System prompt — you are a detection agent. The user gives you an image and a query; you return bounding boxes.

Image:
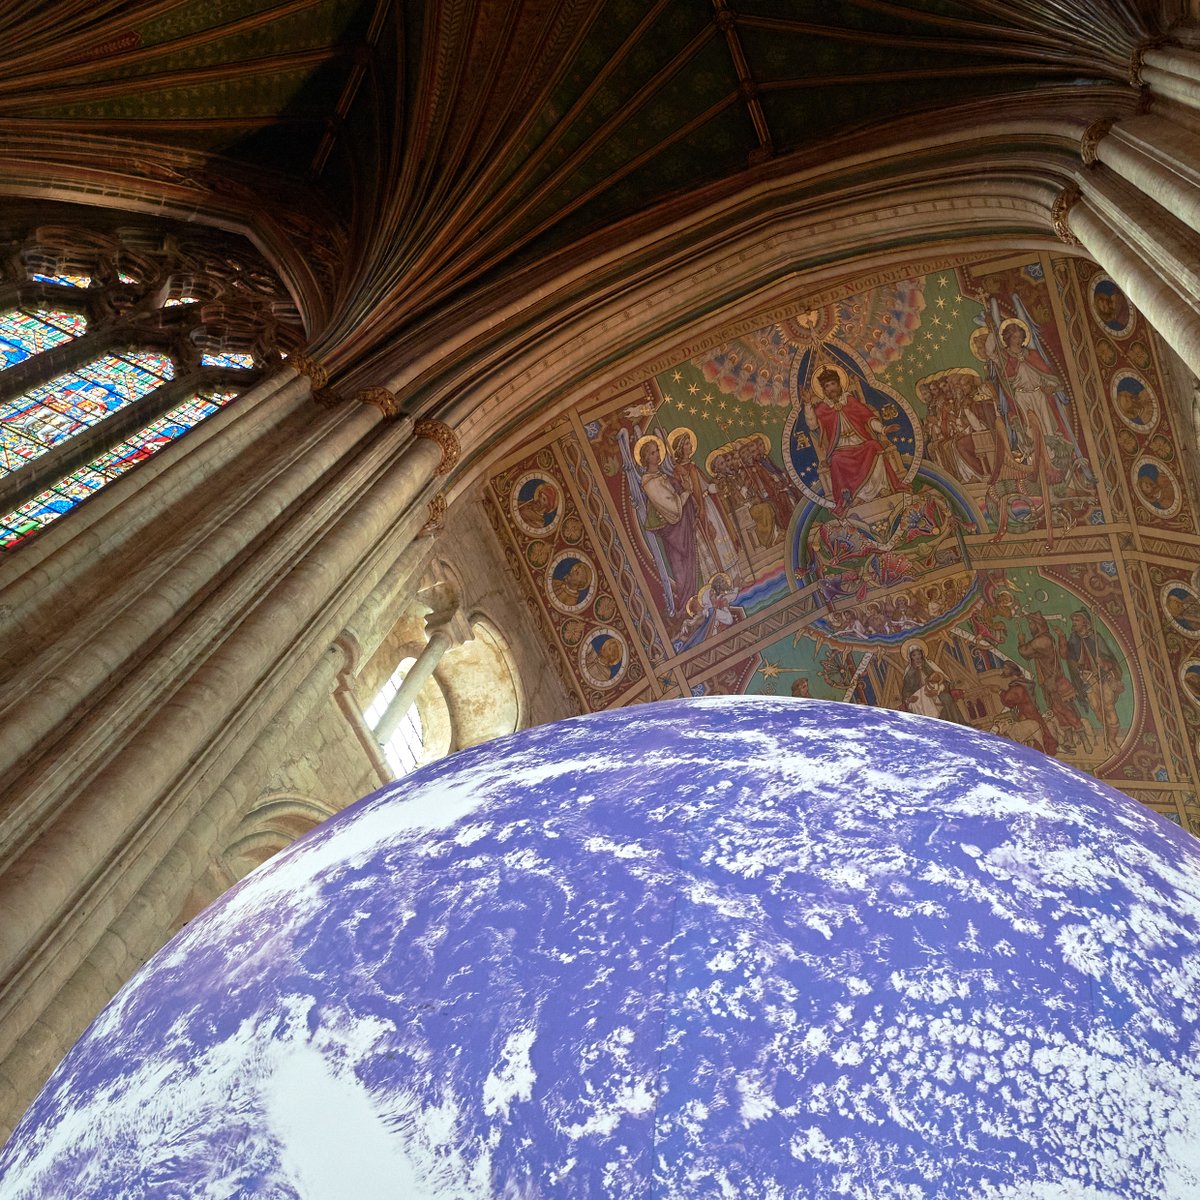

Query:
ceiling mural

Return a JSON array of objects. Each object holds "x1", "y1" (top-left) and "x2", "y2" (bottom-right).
[{"x1": 484, "y1": 250, "x2": 1200, "y2": 835}]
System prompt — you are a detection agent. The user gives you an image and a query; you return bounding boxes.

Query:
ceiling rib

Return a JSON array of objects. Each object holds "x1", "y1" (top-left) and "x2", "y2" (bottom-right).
[{"x1": 713, "y1": 0, "x2": 773, "y2": 163}]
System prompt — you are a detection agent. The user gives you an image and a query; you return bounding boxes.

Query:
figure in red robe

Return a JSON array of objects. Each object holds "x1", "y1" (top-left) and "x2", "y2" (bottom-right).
[{"x1": 804, "y1": 366, "x2": 909, "y2": 515}]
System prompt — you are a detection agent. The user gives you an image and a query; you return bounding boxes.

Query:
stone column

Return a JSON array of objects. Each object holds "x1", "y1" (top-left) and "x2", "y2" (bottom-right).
[
  {"x1": 1056, "y1": 177, "x2": 1200, "y2": 378},
  {"x1": 1057, "y1": 35, "x2": 1200, "y2": 381},
  {"x1": 1086, "y1": 114, "x2": 1200, "y2": 241},
  {"x1": 1140, "y1": 44, "x2": 1200, "y2": 113},
  {"x1": 373, "y1": 599, "x2": 471, "y2": 751},
  {"x1": 0, "y1": 404, "x2": 462, "y2": 1138}
]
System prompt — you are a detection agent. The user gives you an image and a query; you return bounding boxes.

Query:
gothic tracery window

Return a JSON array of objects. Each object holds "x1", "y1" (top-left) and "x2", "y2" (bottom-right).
[{"x1": 0, "y1": 212, "x2": 303, "y2": 551}]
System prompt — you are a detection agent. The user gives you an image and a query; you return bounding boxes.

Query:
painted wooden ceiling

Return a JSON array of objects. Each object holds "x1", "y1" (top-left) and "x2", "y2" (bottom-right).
[
  {"x1": 484, "y1": 249, "x2": 1200, "y2": 835},
  {"x1": 0, "y1": 1, "x2": 1168, "y2": 378}
]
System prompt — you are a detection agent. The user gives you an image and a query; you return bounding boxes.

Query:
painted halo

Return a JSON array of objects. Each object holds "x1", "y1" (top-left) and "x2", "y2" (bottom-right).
[
  {"x1": 997, "y1": 317, "x2": 1032, "y2": 347},
  {"x1": 1162, "y1": 580, "x2": 1200, "y2": 638},
  {"x1": 546, "y1": 550, "x2": 596, "y2": 615},
  {"x1": 666, "y1": 426, "x2": 698, "y2": 461},
  {"x1": 1089, "y1": 272, "x2": 1135, "y2": 338},
  {"x1": 510, "y1": 470, "x2": 563, "y2": 538},
  {"x1": 633, "y1": 433, "x2": 667, "y2": 469},
  {"x1": 578, "y1": 625, "x2": 627, "y2": 689},
  {"x1": 1131, "y1": 456, "x2": 1182, "y2": 519},
  {"x1": 1110, "y1": 368, "x2": 1158, "y2": 434},
  {"x1": 1179, "y1": 658, "x2": 1200, "y2": 710},
  {"x1": 807, "y1": 361, "x2": 849, "y2": 396}
]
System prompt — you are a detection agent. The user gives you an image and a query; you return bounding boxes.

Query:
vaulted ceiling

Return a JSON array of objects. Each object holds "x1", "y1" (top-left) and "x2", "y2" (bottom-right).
[{"x1": 0, "y1": 0, "x2": 1173, "y2": 396}]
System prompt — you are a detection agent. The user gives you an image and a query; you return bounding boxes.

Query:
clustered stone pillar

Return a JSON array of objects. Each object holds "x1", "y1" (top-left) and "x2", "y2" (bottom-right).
[
  {"x1": 1054, "y1": 34, "x2": 1200, "y2": 378},
  {"x1": 0, "y1": 358, "x2": 462, "y2": 1139}
]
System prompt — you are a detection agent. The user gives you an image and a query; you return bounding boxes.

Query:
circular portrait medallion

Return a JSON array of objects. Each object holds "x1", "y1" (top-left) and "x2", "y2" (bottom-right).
[
  {"x1": 1162, "y1": 581, "x2": 1200, "y2": 638},
  {"x1": 578, "y1": 626, "x2": 627, "y2": 690},
  {"x1": 1089, "y1": 273, "x2": 1135, "y2": 339},
  {"x1": 1179, "y1": 658, "x2": 1200, "y2": 710},
  {"x1": 1110, "y1": 368, "x2": 1158, "y2": 434},
  {"x1": 510, "y1": 470, "x2": 563, "y2": 538},
  {"x1": 546, "y1": 551, "x2": 596, "y2": 615},
  {"x1": 1131, "y1": 456, "x2": 1182, "y2": 519}
]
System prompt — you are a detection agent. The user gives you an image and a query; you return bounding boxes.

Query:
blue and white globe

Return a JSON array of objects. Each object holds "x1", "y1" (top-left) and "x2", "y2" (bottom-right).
[{"x1": 3, "y1": 697, "x2": 1200, "y2": 1199}]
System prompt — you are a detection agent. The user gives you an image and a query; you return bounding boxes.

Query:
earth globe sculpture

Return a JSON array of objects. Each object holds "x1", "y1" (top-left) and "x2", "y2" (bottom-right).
[{"x1": 2, "y1": 697, "x2": 1200, "y2": 1198}]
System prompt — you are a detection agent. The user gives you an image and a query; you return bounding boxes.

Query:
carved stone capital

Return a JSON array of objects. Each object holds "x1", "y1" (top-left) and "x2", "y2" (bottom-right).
[
  {"x1": 1129, "y1": 36, "x2": 1165, "y2": 86},
  {"x1": 414, "y1": 418, "x2": 460, "y2": 475},
  {"x1": 420, "y1": 493, "x2": 448, "y2": 536},
  {"x1": 357, "y1": 386, "x2": 402, "y2": 418},
  {"x1": 1080, "y1": 117, "x2": 1114, "y2": 166},
  {"x1": 1051, "y1": 184, "x2": 1081, "y2": 247},
  {"x1": 288, "y1": 352, "x2": 328, "y2": 390}
]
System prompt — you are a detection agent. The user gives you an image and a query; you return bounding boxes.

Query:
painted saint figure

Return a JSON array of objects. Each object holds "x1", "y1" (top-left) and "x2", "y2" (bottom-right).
[
  {"x1": 1065, "y1": 609, "x2": 1124, "y2": 749},
  {"x1": 636, "y1": 435, "x2": 697, "y2": 611},
  {"x1": 901, "y1": 644, "x2": 964, "y2": 723},
  {"x1": 1016, "y1": 611, "x2": 1087, "y2": 752},
  {"x1": 551, "y1": 559, "x2": 593, "y2": 609},
  {"x1": 667, "y1": 428, "x2": 739, "y2": 580},
  {"x1": 803, "y1": 365, "x2": 908, "y2": 516},
  {"x1": 996, "y1": 661, "x2": 1058, "y2": 755}
]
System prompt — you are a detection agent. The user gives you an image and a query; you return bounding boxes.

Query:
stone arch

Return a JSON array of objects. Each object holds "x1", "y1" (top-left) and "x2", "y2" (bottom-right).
[
  {"x1": 221, "y1": 792, "x2": 339, "y2": 883},
  {"x1": 435, "y1": 611, "x2": 525, "y2": 751}
]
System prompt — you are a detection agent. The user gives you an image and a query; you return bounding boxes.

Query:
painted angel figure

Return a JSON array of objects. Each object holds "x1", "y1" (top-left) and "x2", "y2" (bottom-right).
[
  {"x1": 618, "y1": 426, "x2": 677, "y2": 615},
  {"x1": 981, "y1": 293, "x2": 1093, "y2": 480}
]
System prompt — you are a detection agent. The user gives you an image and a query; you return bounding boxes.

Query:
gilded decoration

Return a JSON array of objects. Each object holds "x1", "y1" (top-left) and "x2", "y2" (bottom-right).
[
  {"x1": 414, "y1": 419, "x2": 461, "y2": 476},
  {"x1": 1051, "y1": 185, "x2": 1081, "y2": 247},
  {"x1": 421, "y1": 493, "x2": 448, "y2": 536},
  {"x1": 289, "y1": 353, "x2": 329, "y2": 390},
  {"x1": 1079, "y1": 118, "x2": 1114, "y2": 166},
  {"x1": 357, "y1": 386, "x2": 401, "y2": 418},
  {"x1": 487, "y1": 251, "x2": 1200, "y2": 832}
]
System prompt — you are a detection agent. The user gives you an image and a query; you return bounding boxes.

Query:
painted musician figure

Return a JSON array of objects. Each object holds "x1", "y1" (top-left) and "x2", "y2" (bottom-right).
[{"x1": 804, "y1": 365, "x2": 909, "y2": 515}]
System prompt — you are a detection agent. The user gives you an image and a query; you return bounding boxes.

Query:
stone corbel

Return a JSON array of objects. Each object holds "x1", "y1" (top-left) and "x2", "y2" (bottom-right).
[
  {"x1": 358, "y1": 385, "x2": 402, "y2": 418},
  {"x1": 1080, "y1": 117, "x2": 1115, "y2": 166},
  {"x1": 413, "y1": 418, "x2": 461, "y2": 475},
  {"x1": 420, "y1": 493, "x2": 448, "y2": 536},
  {"x1": 289, "y1": 352, "x2": 329, "y2": 390},
  {"x1": 1050, "y1": 184, "x2": 1081, "y2": 247}
]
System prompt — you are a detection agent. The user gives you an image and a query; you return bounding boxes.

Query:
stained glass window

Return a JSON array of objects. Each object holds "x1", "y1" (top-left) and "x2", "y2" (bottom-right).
[
  {"x1": 163, "y1": 296, "x2": 198, "y2": 307},
  {"x1": 200, "y1": 351, "x2": 255, "y2": 370},
  {"x1": 31, "y1": 273, "x2": 91, "y2": 288},
  {"x1": 0, "y1": 390, "x2": 237, "y2": 549},
  {"x1": 0, "y1": 309, "x2": 88, "y2": 370},
  {"x1": 0, "y1": 351, "x2": 174, "y2": 476}
]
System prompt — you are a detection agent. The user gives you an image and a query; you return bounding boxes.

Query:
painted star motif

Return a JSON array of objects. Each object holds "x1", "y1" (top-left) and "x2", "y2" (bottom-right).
[
  {"x1": 672, "y1": 370, "x2": 682, "y2": 382},
  {"x1": 688, "y1": 384, "x2": 699, "y2": 395},
  {"x1": 760, "y1": 661, "x2": 782, "y2": 679}
]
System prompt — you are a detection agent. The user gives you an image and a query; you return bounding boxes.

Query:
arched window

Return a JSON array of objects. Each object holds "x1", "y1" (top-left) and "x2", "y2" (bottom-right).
[
  {"x1": 0, "y1": 211, "x2": 303, "y2": 551},
  {"x1": 364, "y1": 656, "x2": 426, "y2": 778}
]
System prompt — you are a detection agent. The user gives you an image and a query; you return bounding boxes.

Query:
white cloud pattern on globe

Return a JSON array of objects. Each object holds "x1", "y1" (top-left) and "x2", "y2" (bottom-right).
[{"x1": 2, "y1": 697, "x2": 1200, "y2": 1198}]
